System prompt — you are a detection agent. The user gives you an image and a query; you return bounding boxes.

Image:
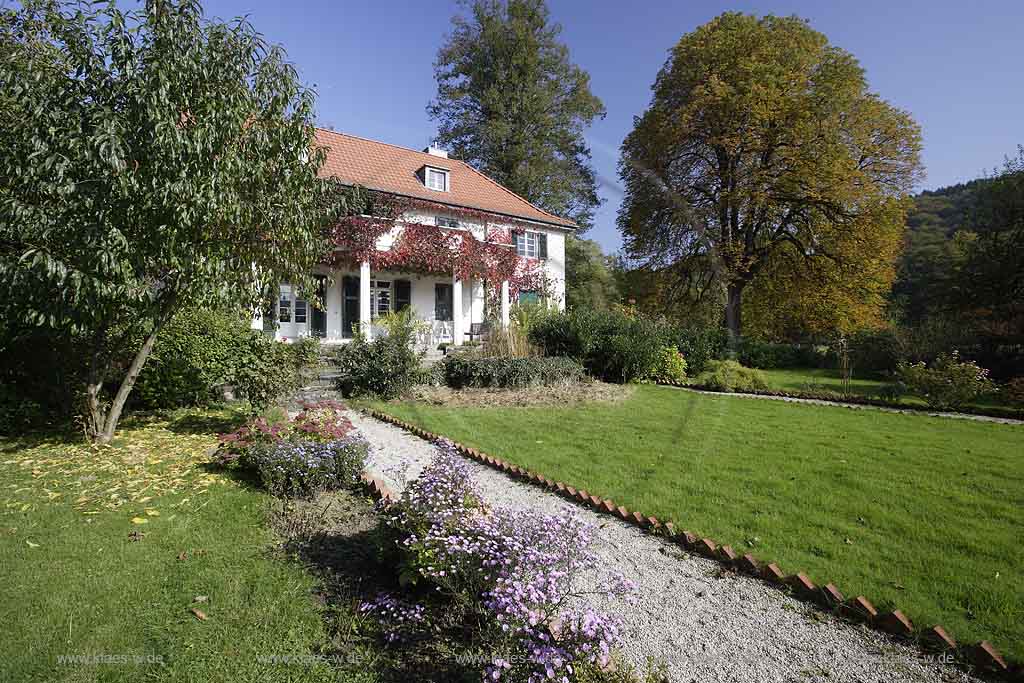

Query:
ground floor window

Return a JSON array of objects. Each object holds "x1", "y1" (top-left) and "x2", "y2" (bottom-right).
[
  {"x1": 371, "y1": 279, "x2": 391, "y2": 319},
  {"x1": 435, "y1": 283, "x2": 453, "y2": 321},
  {"x1": 395, "y1": 279, "x2": 411, "y2": 312},
  {"x1": 279, "y1": 284, "x2": 293, "y2": 322},
  {"x1": 518, "y1": 290, "x2": 541, "y2": 305}
]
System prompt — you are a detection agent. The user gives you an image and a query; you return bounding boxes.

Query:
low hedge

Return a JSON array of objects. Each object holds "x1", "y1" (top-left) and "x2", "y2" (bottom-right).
[{"x1": 440, "y1": 356, "x2": 587, "y2": 389}]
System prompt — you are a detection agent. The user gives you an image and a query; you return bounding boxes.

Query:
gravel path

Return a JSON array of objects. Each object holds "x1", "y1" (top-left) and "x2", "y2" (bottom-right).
[
  {"x1": 671, "y1": 386, "x2": 1023, "y2": 426},
  {"x1": 349, "y1": 410, "x2": 983, "y2": 683}
]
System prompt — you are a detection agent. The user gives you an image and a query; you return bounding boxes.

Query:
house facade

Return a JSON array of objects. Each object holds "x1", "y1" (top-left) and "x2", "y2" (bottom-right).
[{"x1": 254, "y1": 129, "x2": 575, "y2": 347}]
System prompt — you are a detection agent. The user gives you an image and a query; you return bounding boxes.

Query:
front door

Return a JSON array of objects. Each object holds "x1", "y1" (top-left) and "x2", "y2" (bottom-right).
[{"x1": 310, "y1": 275, "x2": 327, "y2": 338}]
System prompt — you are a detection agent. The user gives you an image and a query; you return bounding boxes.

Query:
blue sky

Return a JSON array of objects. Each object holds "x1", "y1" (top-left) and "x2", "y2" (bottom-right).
[{"x1": 204, "y1": 0, "x2": 1023, "y2": 252}]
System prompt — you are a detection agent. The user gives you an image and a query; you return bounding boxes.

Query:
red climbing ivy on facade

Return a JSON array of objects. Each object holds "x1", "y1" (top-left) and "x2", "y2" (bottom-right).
[{"x1": 324, "y1": 191, "x2": 551, "y2": 308}]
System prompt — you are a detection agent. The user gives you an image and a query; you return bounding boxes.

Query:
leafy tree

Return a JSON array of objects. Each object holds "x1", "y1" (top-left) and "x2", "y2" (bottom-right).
[
  {"x1": 564, "y1": 236, "x2": 619, "y2": 310},
  {"x1": 0, "y1": 0, "x2": 335, "y2": 442},
  {"x1": 617, "y1": 13, "x2": 922, "y2": 339},
  {"x1": 959, "y1": 148, "x2": 1024, "y2": 335},
  {"x1": 612, "y1": 257, "x2": 725, "y2": 328},
  {"x1": 428, "y1": 0, "x2": 605, "y2": 228}
]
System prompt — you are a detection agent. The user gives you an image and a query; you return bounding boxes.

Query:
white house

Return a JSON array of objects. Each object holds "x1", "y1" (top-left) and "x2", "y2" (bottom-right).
[{"x1": 255, "y1": 129, "x2": 575, "y2": 347}]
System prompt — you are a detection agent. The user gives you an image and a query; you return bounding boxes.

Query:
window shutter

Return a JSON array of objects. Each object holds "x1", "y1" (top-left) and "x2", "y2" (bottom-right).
[
  {"x1": 511, "y1": 230, "x2": 524, "y2": 255},
  {"x1": 537, "y1": 232, "x2": 548, "y2": 259},
  {"x1": 395, "y1": 279, "x2": 411, "y2": 311}
]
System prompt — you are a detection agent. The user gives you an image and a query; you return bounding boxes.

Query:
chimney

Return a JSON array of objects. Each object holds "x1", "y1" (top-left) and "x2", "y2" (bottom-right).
[{"x1": 424, "y1": 145, "x2": 448, "y2": 158}]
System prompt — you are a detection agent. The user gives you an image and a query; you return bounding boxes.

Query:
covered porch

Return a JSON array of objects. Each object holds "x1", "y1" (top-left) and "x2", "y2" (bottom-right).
[{"x1": 255, "y1": 261, "x2": 511, "y2": 349}]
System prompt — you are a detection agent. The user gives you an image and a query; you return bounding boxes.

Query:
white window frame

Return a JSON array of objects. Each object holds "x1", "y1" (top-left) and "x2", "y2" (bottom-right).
[
  {"x1": 294, "y1": 295, "x2": 307, "y2": 324},
  {"x1": 516, "y1": 231, "x2": 540, "y2": 259},
  {"x1": 425, "y1": 167, "x2": 449, "y2": 192},
  {"x1": 370, "y1": 279, "x2": 392, "y2": 319},
  {"x1": 435, "y1": 216, "x2": 459, "y2": 229},
  {"x1": 279, "y1": 284, "x2": 293, "y2": 323}
]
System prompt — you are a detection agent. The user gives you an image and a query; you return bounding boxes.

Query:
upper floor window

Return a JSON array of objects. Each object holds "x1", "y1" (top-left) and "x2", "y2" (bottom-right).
[
  {"x1": 513, "y1": 230, "x2": 548, "y2": 259},
  {"x1": 435, "y1": 216, "x2": 459, "y2": 229},
  {"x1": 425, "y1": 167, "x2": 449, "y2": 192}
]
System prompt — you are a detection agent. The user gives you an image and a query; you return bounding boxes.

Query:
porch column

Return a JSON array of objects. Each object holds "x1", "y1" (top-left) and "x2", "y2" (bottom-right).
[
  {"x1": 452, "y1": 275, "x2": 464, "y2": 346},
  {"x1": 500, "y1": 280, "x2": 510, "y2": 328},
  {"x1": 359, "y1": 260, "x2": 371, "y2": 339}
]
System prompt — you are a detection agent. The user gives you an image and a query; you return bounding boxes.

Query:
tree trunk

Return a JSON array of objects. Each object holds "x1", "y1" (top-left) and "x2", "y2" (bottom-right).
[
  {"x1": 84, "y1": 330, "x2": 108, "y2": 440},
  {"x1": 94, "y1": 321, "x2": 164, "y2": 444},
  {"x1": 725, "y1": 282, "x2": 743, "y2": 345}
]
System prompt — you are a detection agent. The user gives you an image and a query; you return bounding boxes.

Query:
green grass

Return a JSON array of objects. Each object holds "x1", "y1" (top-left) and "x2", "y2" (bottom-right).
[
  {"x1": 0, "y1": 409, "x2": 357, "y2": 683},
  {"x1": 759, "y1": 367, "x2": 888, "y2": 397},
  {"x1": 372, "y1": 384, "x2": 1024, "y2": 662},
  {"x1": 756, "y1": 366, "x2": 1011, "y2": 412}
]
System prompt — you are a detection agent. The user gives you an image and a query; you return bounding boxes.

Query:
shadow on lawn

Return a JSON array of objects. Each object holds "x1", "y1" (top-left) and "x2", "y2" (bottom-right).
[
  {"x1": 165, "y1": 408, "x2": 248, "y2": 435},
  {"x1": 273, "y1": 491, "x2": 481, "y2": 683}
]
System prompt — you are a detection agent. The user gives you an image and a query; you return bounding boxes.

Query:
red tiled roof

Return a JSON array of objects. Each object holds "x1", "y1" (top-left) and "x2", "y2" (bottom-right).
[{"x1": 314, "y1": 128, "x2": 576, "y2": 229}]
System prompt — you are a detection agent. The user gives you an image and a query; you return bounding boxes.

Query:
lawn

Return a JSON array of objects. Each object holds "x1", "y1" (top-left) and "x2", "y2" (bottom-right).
[
  {"x1": 755, "y1": 367, "x2": 1012, "y2": 413},
  {"x1": 0, "y1": 409, "x2": 364, "y2": 683},
  {"x1": 759, "y1": 367, "x2": 887, "y2": 397},
  {"x1": 371, "y1": 384, "x2": 1024, "y2": 662}
]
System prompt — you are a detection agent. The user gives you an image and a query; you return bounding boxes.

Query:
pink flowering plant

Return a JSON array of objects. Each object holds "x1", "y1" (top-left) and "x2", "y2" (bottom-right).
[
  {"x1": 896, "y1": 351, "x2": 997, "y2": 410},
  {"x1": 212, "y1": 400, "x2": 367, "y2": 498},
  {"x1": 383, "y1": 440, "x2": 636, "y2": 682}
]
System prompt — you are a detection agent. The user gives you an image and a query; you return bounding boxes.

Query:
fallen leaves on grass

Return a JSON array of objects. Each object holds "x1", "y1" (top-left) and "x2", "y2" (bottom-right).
[
  {"x1": 190, "y1": 608, "x2": 208, "y2": 621},
  {"x1": 1, "y1": 416, "x2": 235, "y2": 518}
]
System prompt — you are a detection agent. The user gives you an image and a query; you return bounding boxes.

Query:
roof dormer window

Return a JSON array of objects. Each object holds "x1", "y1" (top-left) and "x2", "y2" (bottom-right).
[{"x1": 425, "y1": 166, "x2": 449, "y2": 192}]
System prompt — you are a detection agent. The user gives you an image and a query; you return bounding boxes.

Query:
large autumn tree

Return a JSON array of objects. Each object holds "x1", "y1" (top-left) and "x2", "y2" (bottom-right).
[
  {"x1": 0, "y1": 0, "x2": 335, "y2": 442},
  {"x1": 428, "y1": 0, "x2": 605, "y2": 228},
  {"x1": 618, "y1": 13, "x2": 922, "y2": 338}
]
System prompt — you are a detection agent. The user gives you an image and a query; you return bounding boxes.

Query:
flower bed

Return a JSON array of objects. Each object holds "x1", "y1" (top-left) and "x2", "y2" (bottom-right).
[
  {"x1": 213, "y1": 400, "x2": 369, "y2": 497},
  {"x1": 379, "y1": 442, "x2": 635, "y2": 682}
]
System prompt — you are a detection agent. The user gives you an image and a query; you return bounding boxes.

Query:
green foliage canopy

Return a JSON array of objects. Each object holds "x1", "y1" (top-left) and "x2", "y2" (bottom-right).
[
  {"x1": 617, "y1": 13, "x2": 923, "y2": 338},
  {"x1": 564, "y1": 236, "x2": 619, "y2": 310},
  {"x1": 428, "y1": 0, "x2": 605, "y2": 228},
  {"x1": 0, "y1": 0, "x2": 337, "y2": 440}
]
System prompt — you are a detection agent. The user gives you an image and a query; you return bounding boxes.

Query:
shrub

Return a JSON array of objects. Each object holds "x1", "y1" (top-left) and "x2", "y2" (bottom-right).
[
  {"x1": 0, "y1": 384, "x2": 47, "y2": 435},
  {"x1": 244, "y1": 437, "x2": 368, "y2": 498},
  {"x1": 646, "y1": 345, "x2": 687, "y2": 383},
  {"x1": 737, "y1": 339, "x2": 801, "y2": 369},
  {"x1": 229, "y1": 334, "x2": 312, "y2": 411},
  {"x1": 335, "y1": 333, "x2": 421, "y2": 400},
  {"x1": 1005, "y1": 377, "x2": 1024, "y2": 406},
  {"x1": 529, "y1": 309, "x2": 682, "y2": 383},
  {"x1": 671, "y1": 326, "x2": 730, "y2": 374},
  {"x1": 440, "y1": 355, "x2": 587, "y2": 389},
  {"x1": 896, "y1": 351, "x2": 996, "y2": 410},
  {"x1": 695, "y1": 360, "x2": 770, "y2": 393},
  {"x1": 848, "y1": 329, "x2": 907, "y2": 375},
  {"x1": 136, "y1": 308, "x2": 317, "y2": 411}
]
